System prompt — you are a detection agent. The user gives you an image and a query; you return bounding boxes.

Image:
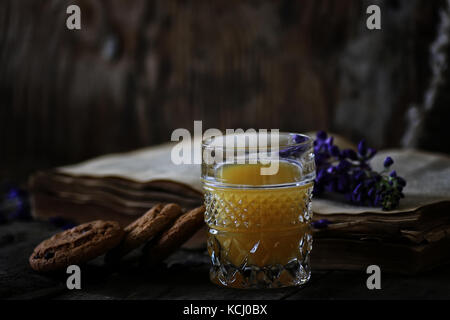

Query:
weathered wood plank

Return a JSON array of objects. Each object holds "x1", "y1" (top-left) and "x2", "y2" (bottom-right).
[
  {"x1": 0, "y1": 221, "x2": 63, "y2": 299},
  {"x1": 1, "y1": 0, "x2": 447, "y2": 183}
]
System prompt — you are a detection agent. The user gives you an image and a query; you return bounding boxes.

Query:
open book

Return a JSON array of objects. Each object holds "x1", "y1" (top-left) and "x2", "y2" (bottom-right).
[{"x1": 29, "y1": 139, "x2": 450, "y2": 273}]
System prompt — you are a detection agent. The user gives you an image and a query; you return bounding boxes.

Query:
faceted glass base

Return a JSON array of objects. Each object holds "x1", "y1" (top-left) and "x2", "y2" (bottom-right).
[{"x1": 207, "y1": 227, "x2": 312, "y2": 289}]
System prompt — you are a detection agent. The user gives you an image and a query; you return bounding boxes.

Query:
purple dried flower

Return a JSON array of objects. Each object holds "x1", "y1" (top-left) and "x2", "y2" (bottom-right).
[
  {"x1": 325, "y1": 137, "x2": 334, "y2": 146},
  {"x1": 314, "y1": 153, "x2": 329, "y2": 165},
  {"x1": 384, "y1": 156, "x2": 394, "y2": 167},
  {"x1": 397, "y1": 177, "x2": 406, "y2": 187},
  {"x1": 358, "y1": 139, "x2": 367, "y2": 156},
  {"x1": 327, "y1": 166, "x2": 337, "y2": 174},
  {"x1": 374, "y1": 194, "x2": 382, "y2": 206},
  {"x1": 325, "y1": 181, "x2": 337, "y2": 193},
  {"x1": 342, "y1": 149, "x2": 358, "y2": 160},
  {"x1": 353, "y1": 183, "x2": 363, "y2": 195},
  {"x1": 317, "y1": 131, "x2": 327, "y2": 140},
  {"x1": 329, "y1": 145, "x2": 340, "y2": 157},
  {"x1": 6, "y1": 189, "x2": 19, "y2": 200},
  {"x1": 337, "y1": 174, "x2": 349, "y2": 192},
  {"x1": 356, "y1": 192, "x2": 363, "y2": 203},
  {"x1": 366, "y1": 178, "x2": 375, "y2": 188},
  {"x1": 311, "y1": 132, "x2": 406, "y2": 210},
  {"x1": 337, "y1": 160, "x2": 351, "y2": 172},
  {"x1": 0, "y1": 185, "x2": 31, "y2": 221},
  {"x1": 354, "y1": 170, "x2": 365, "y2": 181},
  {"x1": 317, "y1": 168, "x2": 326, "y2": 180}
]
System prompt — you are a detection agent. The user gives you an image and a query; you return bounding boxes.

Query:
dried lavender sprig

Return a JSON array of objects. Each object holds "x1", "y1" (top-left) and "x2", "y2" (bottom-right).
[
  {"x1": 0, "y1": 182, "x2": 31, "y2": 223},
  {"x1": 314, "y1": 131, "x2": 406, "y2": 210},
  {"x1": 281, "y1": 132, "x2": 406, "y2": 210}
]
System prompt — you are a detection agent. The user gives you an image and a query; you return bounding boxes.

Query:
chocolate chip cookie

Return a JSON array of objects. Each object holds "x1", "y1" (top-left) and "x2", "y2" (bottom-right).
[
  {"x1": 143, "y1": 205, "x2": 205, "y2": 264},
  {"x1": 108, "y1": 203, "x2": 183, "y2": 259},
  {"x1": 29, "y1": 220, "x2": 123, "y2": 272}
]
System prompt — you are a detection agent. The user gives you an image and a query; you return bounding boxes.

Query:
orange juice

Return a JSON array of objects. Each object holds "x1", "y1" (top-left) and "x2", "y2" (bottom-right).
[{"x1": 203, "y1": 161, "x2": 313, "y2": 288}]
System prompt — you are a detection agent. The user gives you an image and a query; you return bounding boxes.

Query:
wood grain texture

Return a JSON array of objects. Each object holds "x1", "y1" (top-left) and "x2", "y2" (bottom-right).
[
  {"x1": 2, "y1": 221, "x2": 450, "y2": 299},
  {"x1": 0, "y1": 0, "x2": 447, "y2": 182}
]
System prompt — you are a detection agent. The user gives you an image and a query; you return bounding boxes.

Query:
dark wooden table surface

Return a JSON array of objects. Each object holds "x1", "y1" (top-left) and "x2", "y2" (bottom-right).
[{"x1": 1, "y1": 221, "x2": 450, "y2": 300}]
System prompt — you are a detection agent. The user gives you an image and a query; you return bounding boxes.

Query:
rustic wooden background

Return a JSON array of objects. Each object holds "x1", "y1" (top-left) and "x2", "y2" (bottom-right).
[{"x1": 1, "y1": 0, "x2": 449, "y2": 182}]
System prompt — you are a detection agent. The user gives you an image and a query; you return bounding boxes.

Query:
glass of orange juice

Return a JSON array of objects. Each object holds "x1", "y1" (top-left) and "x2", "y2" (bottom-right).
[{"x1": 201, "y1": 132, "x2": 315, "y2": 289}]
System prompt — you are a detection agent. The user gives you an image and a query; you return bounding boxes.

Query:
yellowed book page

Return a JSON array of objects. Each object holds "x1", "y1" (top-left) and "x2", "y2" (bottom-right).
[
  {"x1": 59, "y1": 140, "x2": 450, "y2": 215},
  {"x1": 58, "y1": 141, "x2": 203, "y2": 192}
]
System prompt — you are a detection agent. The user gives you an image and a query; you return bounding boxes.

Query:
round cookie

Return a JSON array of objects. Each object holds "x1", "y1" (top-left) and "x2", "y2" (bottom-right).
[
  {"x1": 29, "y1": 220, "x2": 123, "y2": 272},
  {"x1": 143, "y1": 205, "x2": 205, "y2": 264},
  {"x1": 108, "y1": 203, "x2": 183, "y2": 259}
]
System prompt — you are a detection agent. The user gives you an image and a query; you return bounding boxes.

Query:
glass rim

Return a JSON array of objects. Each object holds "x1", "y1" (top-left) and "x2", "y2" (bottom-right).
[{"x1": 201, "y1": 132, "x2": 313, "y2": 151}]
